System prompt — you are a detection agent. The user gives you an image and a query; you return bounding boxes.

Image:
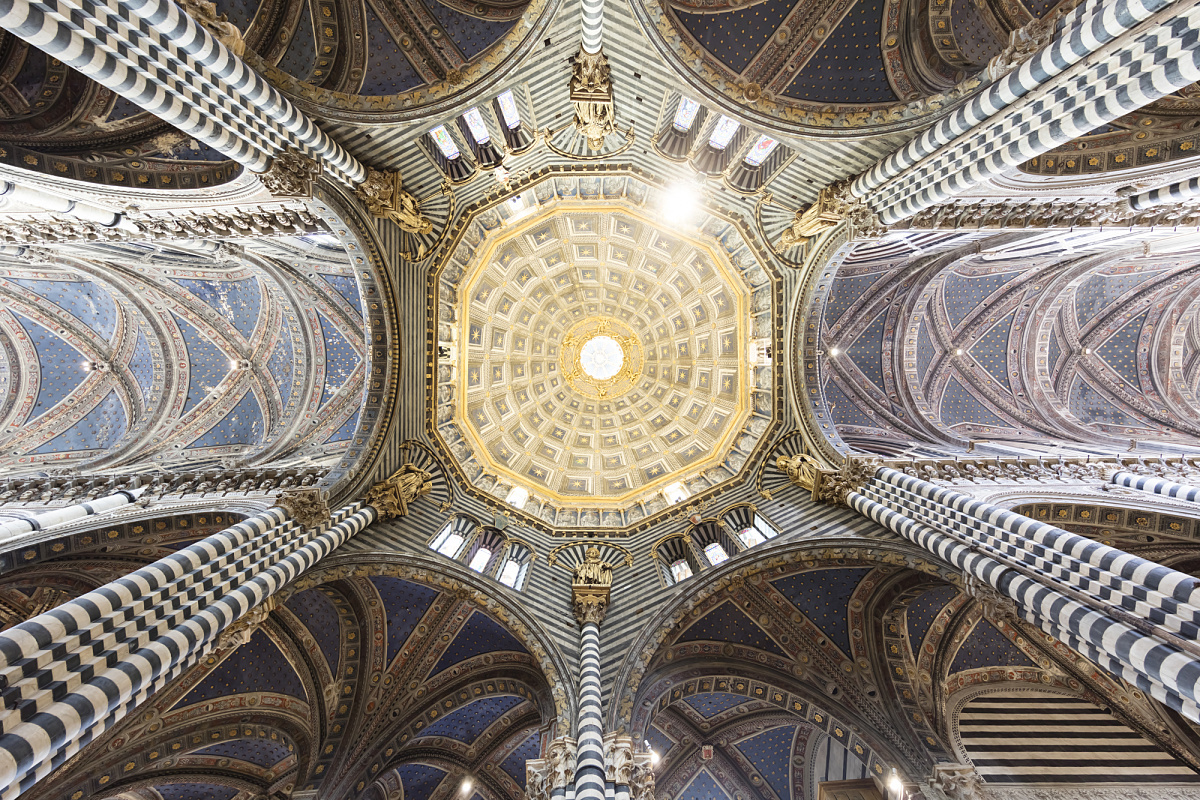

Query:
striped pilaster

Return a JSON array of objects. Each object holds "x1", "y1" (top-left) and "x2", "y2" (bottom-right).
[
  {"x1": 870, "y1": 0, "x2": 1200, "y2": 222},
  {"x1": 0, "y1": 0, "x2": 365, "y2": 184},
  {"x1": 1127, "y1": 176, "x2": 1200, "y2": 209},
  {"x1": 575, "y1": 621, "x2": 605, "y2": 800},
  {"x1": 852, "y1": 0, "x2": 1177, "y2": 196},
  {"x1": 1111, "y1": 470, "x2": 1200, "y2": 503},
  {"x1": 848, "y1": 474, "x2": 1200, "y2": 723},
  {"x1": 0, "y1": 489, "x2": 140, "y2": 545},
  {"x1": 0, "y1": 501, "x2": 375, "y2": 797},
  {"x1": 581, "y1": 0, "x2": 604, "y2": 53}
]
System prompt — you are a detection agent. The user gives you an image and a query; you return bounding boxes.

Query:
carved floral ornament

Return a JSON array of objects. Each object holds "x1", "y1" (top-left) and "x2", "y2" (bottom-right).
[{"x1": 259, "y1": 152, "x2": 323, "y2": 199}]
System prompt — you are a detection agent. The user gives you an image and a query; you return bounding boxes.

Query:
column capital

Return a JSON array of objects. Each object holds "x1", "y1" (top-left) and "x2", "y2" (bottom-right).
[
  {"x1": 776, "y1": 180, "x2": 885, "y2": 250},
  {"x1": 216, "y1": 596, "x2": 279, "y2": 651},
  {"x1": 963, "y1": 574, "x2": 1018, "y2": 625},
  {"x1": 276, "y1": 487, "x2": 330, "y2": 529},
  {"x1": 929, "y1": 762, "x2": 985, "y2": 800},
  {"x1": 364, "y1": 464, "x2": 434, "y2": 522},
  {"x1": 260, "y1": 151, "x2": 322, "y2": 199}
]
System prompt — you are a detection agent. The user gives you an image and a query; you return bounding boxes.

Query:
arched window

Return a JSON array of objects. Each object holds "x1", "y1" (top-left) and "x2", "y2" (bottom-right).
[
  {"x1": 722, "y1": 506, "x2": 779, "y2": 549},
  {"x1": 429, "y1": 516, "x2": 478, "y2": 559},
  {"x1": 670, "y1": 559, "x2": 693, "y2": 582},
  {"x1": 708, "y1": 116, "x2": 740, "y2": 150},
  {"x1": 495, "y1": 539, "x2": 533, "y2": 590},
  {"x1": 655, "y1": 535, "x2": 700, "y2": 586},
  {"x1": 673, "y1": 97, "x2": 700, "y2": 132},
  {"x1": 703, "y1": 542, "x2": 729, "y2": 565},
  {"x1": 689, "y1": 520, "x2": 742, "y2": 564}
]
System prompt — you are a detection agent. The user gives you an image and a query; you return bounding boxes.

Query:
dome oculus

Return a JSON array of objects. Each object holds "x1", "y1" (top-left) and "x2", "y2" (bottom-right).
[{"x1": 580, "y1": 335, "x2": 624, "y2": 380}]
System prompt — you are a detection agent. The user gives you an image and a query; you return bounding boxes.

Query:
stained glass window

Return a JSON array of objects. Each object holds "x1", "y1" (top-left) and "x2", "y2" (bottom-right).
[
  {"x1": 704, "y1": 542, "x2": 729, "y2": 565},
  {"x1": 429, "y1": 125, "x2": 460, "y2": 159},
  {"x1": 673, "y1": 97, "x2": 700, "y2": 132},
  {"x1": 497, "y1": 89, "x2": 521, "y2": 129},
  {"x1": 463, "y1": 107, "x2": 490, "y2": 144},
  {"x1": 468, "y1": 547, "x2": 492, "y2": 572},
  {"x1": 744, "y1": 135, "x2": 779, "y2": 166},
  {"x1": 708, "y1": 116, "x2": 740, "y2": 150},
  {"x1": 739, "y1": 527, "x2": 765, "y2": 547},
  {"x1": 670, "y1": 559, "x2": 693, "y2": 582}
]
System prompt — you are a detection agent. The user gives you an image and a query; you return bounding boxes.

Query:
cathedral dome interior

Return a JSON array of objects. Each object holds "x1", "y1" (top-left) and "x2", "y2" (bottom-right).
[{"x1": 4, "y1": 0, "x2": 1200, "y2": 799}]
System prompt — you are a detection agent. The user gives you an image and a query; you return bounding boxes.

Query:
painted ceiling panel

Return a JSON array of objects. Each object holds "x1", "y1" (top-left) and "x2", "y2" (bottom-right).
[
  {"x1": 942, "y1": 271, "x2": 1021, "y2": 329},
  {"x1": 32, "y1": 389, "x2": 126, "y2": 454},
  {"x1": 277, "y1": 2, "x2": 316, "y2": 81},
  {"x1": 1047, "y1": 327, "x2": 1062, "y2": 376},
  {"x1": 174, "y1": 277, "x2": 262, "y2": 340},
  {"x1": 826, "y1": 380, "x2": 878, "y2": 428},
  {"x1": 179, "y1": 630, "x2": 306, "y2": 705},
  {"x1": 12, "y1": 48, "x2": 44, "y2": 104},
  {"x1": 1095, "y1": 309, "x2": 1147, "y2": 390},
  {"x1": 1068, "y1": 374, "x2": 1145, "y2": 428},
  {"x1": 645, "y1": 724, "x2": 675, "y2": 759},
  {"x1": 949, "y1": 619, "x2": 1036, "y2": 672},
  {"x1": 676, "y1": 601, "x2": 788, "y2": 656},
  {"x1": 905, "y1": 585, "x2": 958, "y2": 655},
  {"x1": 394, "y1": 764, "x2": 449, "y2": 800},
  {"x1": 940, "y1": 375, "x2": 1008, "y2": 428},
  {"x1": 185, "y1": 388, "x2": 264, "y2": 449},
  {"x1": 128, "y1": 328, "x2": 155, "y2": 405},
  {"x1": 285, "y1": 587, "x2": 341, "y2": 674},
  {"x1": 951, "y1": 0, "x2": 1003, "y2": 64},
  {"x1": 734, "y1": 725, "x2": 796, "y2": 799},
  {"x1": 783, "y1": 0, "x2": 897, "y2": 103},
  {"x1": 327, "y1": 409, "x2": 360, "y2": 443},
  {"x1": 175, "y1": 315, "x2": 230, "y2": 414},
  {"x1": 425, "y1": 0, "x2": 518, "y2": 60},
  {"x1": 1073, "y1": 269, "x2": 1163, "y2": 330},
  {"x1": 825, "y1": 272, "x2": 884, "y2": 326},
  {"x1": 321, "y1": 272, "x2": 364, "y2": 316},
  {"x1": 500, "y1": 731, "x2": 541, "y2": 786},
  {"x1": 267, "y1": 329, "x2": 296, "y2": 406},
  {"x1": 682, "y1": 692, "x2": 753, "y2": 718},
  {"x1": 916, "y1": 317, "x2": 938, "y2": 382},
  {"x1": 191, "y1": 737, "x2": 293, "y2": 767},
  {"x1": 369, "y1": 576, "x2": 440, "y2": 665},
  {"x1": 14, "y1": 314, "x2": 87, "y2": 422},
  {"x1": 417, "y1": 695, "x2": 524, "y2": 743},
  {"x1": 431, "y1": 609, "x2": 528, "y2": 675},
  {"x1": 10, "y1": 278, "x2": 118, "y2": 342},
  {"x1": 772, "y1": 568, "x2": 872, "y2": 654},
  {"x1": 155, "y1": 784, "x2": 239, "y2": 800},
  {"x1": 319, "y1": 312, "x2": 361, "y2": 407},
  {"x1": 969, "y1": 311, "x2": 1015, "y2": 393},
  {"x1": 677, "y1": 770, "x2": 732, "y2": 800},
  {"x1": 362, "y1": 7, "x2": 423, "y2": 94},
  {"x1": 674, "y1": 0, "x2": 797, "y2": 74},
  {"x1": 846, "y1": 311, "x2": 888, "y2": 392}
]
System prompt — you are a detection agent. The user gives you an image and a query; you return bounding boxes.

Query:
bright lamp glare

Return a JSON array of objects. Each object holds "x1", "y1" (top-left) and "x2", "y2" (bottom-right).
[
  {"x1": 461, "y1": 777, "x2": 473, "y2": 794},
  {"x1": 887, "y1": 768, "x2": 903, "y2": 793},
  {"x1": 649, "y1": 749, "x2": 660, "y2": 765},
  {"x1": 660, "y1": 182, "x2": 699, "y2": 226}
]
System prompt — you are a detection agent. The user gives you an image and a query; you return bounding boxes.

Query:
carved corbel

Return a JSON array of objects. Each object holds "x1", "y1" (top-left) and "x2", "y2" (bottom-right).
[
  {"x1": 259, "y1": 151, "x2": 322, "y2": 199},
  {"x1": 276, "y1": 487, "x2": 330, "y2": 529},
  {"x1": 964, "y1": 573, "x2": 1018, "y2": 624},
  {"x1": 929, "y1": 762, "x2": 985, "y2": 800},
  {"x1": 355, "y1": 168, "x2": 434, "y2": 235},
  {"x1": 364, "y1": 463, "x2": 434, "y2": 522},
  {"x1": 216, "y1": 595, "x2": 278, "y2": 651},
  {"x1": 570, "y1": 48, "x2": 616, "y2": 149}
]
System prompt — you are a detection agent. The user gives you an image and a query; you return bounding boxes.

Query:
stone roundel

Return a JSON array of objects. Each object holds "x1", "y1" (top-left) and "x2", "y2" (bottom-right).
[{"x1": 433, "y1": 175, "x2": 777, "y2": 525}]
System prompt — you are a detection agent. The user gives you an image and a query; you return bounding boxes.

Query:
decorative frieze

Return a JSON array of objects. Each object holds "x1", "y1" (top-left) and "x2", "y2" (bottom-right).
[
  {"x1": 0, "y1": 467, "x2": 327, "y2": 507},
  {"x1": 0, "y1": 206, "x2": 325, "y2": 246},
  {"x1": 897, "y1": 196, "x2": 1200, "y2": 231}
]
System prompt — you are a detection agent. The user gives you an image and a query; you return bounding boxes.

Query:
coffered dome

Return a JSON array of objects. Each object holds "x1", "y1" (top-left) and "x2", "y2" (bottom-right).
[{"x1": 434, "y1": 173, "x2": 779, "y2": 530}]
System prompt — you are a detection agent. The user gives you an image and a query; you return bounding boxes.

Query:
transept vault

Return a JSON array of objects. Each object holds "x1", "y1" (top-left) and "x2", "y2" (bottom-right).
[{"x1": 5, "y1": 0, "x2": 1200, "y2": 798}]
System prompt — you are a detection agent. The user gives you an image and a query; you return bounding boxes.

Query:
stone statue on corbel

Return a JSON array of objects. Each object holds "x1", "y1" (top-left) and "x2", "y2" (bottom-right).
[
  {"x1": 777, "y1": 453, "x2": 880, "y2": 505},
  {"x1": 571, "y1": 48, "x2": 617, "y2": 149},
  {"x1": 572, "y1": 546, "x2": 614, "y2": 625},
  {"x1": 776, "y1": 180, "x2": 885, "y2": 250},
  {"x1": 364, "y1": 464, "x2": 434, "y2": 522},
  {"x1": 929, "y1": 762, "x2": 986, "y2": 800},
  {"x1": 216, "y1": 595, "x2": 279, "y2": 650},
  {"x1": 355, "y1": 168, "x2": 434, "y2": 235}
]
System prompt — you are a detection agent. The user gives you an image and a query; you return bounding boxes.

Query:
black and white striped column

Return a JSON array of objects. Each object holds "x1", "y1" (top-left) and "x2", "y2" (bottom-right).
[
  {"x1": 574, "y1": 621, "x2": 606, "y2": 800},
  {"x1": 852, "y1": 0, "x2": 1178, "y2": 197},
  {"x1": 0, "y1": 0, "x2": 365, "y2": 184},
  {"x1": 869, "y1": 0, "x2": 1200, "y2": 223},
  {"x1": 0, "y1": 501, "x2": 376, "y2": 797},
  {"x1": 581, "y1": 0, "x2": 604, "y2": 53},
  {"x1": 0, "y1": 488, "x2": 143, "y2": 547},
  {"x1": 1111, "y1": 470, "x2": 1200, "y2": 502},
  {"x1": 848, "y1": 468, "x2": 1200, "y2": 723}
]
